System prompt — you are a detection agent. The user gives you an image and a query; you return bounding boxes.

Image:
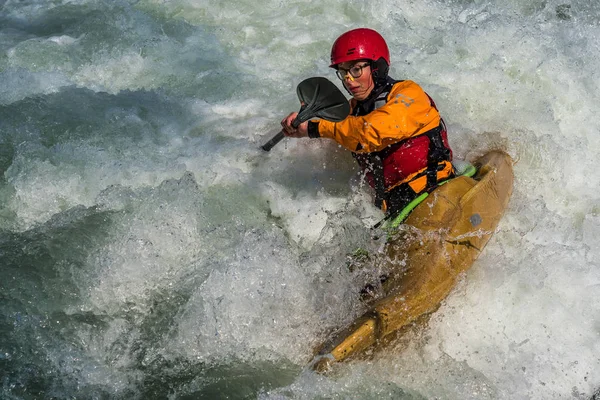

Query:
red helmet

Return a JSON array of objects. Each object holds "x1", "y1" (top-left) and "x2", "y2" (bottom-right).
[{"x1": 330, "y1": 28, "x2": 390, "y2": 67}]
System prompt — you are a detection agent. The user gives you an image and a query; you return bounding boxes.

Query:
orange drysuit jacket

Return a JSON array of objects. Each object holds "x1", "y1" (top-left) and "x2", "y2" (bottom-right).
[{"x1": 314, "y1": 80, "x2": 451, "y2": 190}]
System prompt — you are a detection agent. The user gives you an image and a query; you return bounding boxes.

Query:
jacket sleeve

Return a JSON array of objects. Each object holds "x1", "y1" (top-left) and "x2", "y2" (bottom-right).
[{"x1": 315, "y1": 80, "x2": 441, "y2": 153}]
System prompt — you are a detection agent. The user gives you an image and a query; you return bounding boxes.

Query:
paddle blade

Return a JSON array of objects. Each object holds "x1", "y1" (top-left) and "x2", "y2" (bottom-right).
[
  {"x1": 295, "y1": 77, "x2": 350, "y2": 124},
  {"x1": 261, "y1": 77, "x2": 349, "y2": 151}
]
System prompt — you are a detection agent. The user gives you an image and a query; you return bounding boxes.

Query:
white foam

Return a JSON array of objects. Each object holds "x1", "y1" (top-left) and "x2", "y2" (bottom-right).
[
  {"x1": 260, "y1": 181, "x2": 347, "y2": 250},
  {"x1": 47, "y1": 35, "x2": 80, "y2": 46}
]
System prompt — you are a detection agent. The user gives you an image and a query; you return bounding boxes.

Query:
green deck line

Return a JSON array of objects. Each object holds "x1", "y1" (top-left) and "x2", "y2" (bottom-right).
[{"x1": 385, "y1": 163, "x2": 478, "y2": 230}]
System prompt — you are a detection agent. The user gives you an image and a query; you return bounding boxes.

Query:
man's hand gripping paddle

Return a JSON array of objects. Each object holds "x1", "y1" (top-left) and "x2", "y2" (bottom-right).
[{"x1": 261, "y1": 77, "x2": 350, "y2": 151}]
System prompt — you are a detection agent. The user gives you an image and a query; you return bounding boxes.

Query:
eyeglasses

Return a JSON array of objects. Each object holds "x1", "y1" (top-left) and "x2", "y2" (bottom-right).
[{"x1": 335, "y1": 63, "x2": 370, "y2": 80}]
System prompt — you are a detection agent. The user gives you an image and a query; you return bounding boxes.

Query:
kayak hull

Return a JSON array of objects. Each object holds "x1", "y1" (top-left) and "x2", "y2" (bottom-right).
[{"x1": 313, "y1": 150, "x2": 514, "y2": 371}]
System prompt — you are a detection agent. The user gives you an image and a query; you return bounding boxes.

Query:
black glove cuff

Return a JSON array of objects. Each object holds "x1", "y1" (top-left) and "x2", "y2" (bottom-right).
[{"x1": 307, "y1": 121, "x2": 320, "y2": 138}]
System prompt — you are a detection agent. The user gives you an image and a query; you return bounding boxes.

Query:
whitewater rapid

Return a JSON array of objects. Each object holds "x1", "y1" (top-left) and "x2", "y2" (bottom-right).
[{"x1": 1, "y1": 0, "x2": 599, "y2": 399}]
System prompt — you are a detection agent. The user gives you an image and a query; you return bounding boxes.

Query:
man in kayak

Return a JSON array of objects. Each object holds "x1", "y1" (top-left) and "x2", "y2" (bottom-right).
[{"x1": 281, "y1": 28, "x2": 454, "y2": 217}]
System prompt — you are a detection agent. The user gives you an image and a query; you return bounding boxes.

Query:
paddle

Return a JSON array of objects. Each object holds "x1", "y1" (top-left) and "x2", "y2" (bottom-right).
[{"x1": 261, "y1": 77, "x2": 350, "y2": 151}]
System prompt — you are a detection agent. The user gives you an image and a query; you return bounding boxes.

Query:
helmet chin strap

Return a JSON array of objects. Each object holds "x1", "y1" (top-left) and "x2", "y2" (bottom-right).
[{"x1": 370, "y1": 57, "x2": 390, "y2": 86}]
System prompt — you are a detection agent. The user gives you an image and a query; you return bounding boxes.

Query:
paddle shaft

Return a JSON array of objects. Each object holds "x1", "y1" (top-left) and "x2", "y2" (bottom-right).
[
  {"x1": 261, "y1": 118, "x2": 300, "y2": 152},
  {"x1": 261, "y1": 131, "x2": 284, "y2": 151}
]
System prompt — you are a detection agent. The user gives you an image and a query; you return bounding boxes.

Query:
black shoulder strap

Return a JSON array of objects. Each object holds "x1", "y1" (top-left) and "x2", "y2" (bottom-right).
[
  {"x1": 371, "y1": 155, "x2": 387, "y2": 210},
  {"x1": 424, "y1": 119, "x2": 452, "y2": 187},
  {"x1": 366, "y1": 78, "x2": 398, "y2": 210}
]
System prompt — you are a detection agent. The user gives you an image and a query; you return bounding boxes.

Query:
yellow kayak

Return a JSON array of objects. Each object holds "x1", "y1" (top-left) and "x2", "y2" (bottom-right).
[{"x1": 312, "y1": 150, "x2": 514, "y2": 372}]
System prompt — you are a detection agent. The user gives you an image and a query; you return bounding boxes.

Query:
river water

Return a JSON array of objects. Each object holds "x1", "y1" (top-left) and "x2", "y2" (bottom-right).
[{"x1": 1, "y1": 0, "x2": 599, "y2": 398}]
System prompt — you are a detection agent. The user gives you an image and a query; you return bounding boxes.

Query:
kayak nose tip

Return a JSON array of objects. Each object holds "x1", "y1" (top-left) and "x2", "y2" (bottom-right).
[{"x1": 308, "y1": 353, "x2": 335, "y2": 374}]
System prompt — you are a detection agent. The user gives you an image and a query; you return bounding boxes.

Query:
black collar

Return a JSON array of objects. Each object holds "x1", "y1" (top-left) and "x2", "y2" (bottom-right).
[{"x1": 353, "y1": 76, "x2": 396, "y2": 115}]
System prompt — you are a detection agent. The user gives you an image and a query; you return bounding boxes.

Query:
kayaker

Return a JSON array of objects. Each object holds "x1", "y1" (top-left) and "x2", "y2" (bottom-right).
[{"x1": 281, "y1": 28, "x2": 454, "y2": 216}]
